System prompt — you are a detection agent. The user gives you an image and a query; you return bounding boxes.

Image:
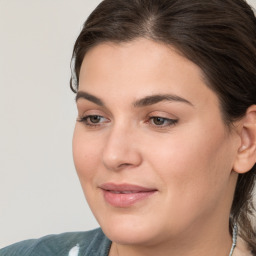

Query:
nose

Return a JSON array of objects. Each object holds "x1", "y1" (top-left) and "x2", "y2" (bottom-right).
[{"x1": 102, "y1": 125, "x2": 142, "y2": 171}]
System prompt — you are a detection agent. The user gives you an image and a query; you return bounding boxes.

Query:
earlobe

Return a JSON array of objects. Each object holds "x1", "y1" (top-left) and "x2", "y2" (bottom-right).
[{"x1": 233, "y1": 105, "x2": 256, "y2": 174}]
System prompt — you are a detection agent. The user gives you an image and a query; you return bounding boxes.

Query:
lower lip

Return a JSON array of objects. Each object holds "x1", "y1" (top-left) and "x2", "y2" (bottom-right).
[{"x1": 102, "y1": 190, "x2": 156, "y2": 207}]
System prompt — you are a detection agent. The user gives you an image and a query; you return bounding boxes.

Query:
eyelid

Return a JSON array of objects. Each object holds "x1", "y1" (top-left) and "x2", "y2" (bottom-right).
[
  {"x1": 76, "y1": 108, "x2": 179, "y2": 129},
  {"x1": 76, "y1": 106, "x2": 110, "y2": 128},
  {"x1": 147, "y1": 116, "x2": 178, "y2": 127},
  {"x1": 146, "y1": 111, "x2": 179, "y2": 128},
  {"x1": 147, "y1": 111, "x2": 178, "y2": 120},
  {"x1": 77, "y1": 115, "x2": 110, "y2": 127}
]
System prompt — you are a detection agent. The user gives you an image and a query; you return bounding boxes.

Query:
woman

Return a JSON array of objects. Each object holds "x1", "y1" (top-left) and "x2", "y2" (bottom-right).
[{"x1": 1, "y1": 0, "x2": 256, "y2": 255}]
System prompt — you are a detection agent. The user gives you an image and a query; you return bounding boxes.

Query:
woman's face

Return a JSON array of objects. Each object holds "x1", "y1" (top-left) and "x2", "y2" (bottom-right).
[{"x1": 73, "y1": 39, "x2": 240, "y2": 245}]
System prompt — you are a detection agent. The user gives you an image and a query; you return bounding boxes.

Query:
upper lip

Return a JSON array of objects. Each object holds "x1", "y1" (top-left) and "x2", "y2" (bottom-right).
[{"x1": 99, "y1": 183, "x2": 157, "y2": 192}]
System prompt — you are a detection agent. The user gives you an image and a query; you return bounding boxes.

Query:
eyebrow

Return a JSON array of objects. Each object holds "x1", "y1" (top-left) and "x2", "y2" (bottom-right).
[
  {"x1": 76, "y1": 91, "x2": 104, "y2": 106},
  {"x1": 133, "y1": 94, "x2": 193, "y2": 107},
  {"x1": 76, "y1": 91, "x2": 193, "y2": 107}
]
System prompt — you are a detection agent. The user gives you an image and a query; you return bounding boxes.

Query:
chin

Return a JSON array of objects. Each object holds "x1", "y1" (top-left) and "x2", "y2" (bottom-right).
[
  {"x1": 102, "y1": 223, "x2": 157, "y2": 245},
  {"x1": 95, "y1": 211, "x2": 173, "y2": 246}
]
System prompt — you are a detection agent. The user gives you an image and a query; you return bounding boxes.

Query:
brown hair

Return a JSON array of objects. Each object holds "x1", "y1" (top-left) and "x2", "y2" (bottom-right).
[{"x1": 70, "y1": 0, "x2": 256, "y2": 252}]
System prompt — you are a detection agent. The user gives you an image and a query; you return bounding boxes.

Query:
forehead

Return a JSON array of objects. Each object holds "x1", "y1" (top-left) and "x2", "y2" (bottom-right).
[
  {"x1": 80, "y1": 39, "x2": 203, "y2": 78},
  {"x1": 78, "y1": 38, "x2": 219, "y2": 110}
]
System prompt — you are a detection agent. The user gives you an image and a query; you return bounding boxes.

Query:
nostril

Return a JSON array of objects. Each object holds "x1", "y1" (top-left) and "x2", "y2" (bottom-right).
[{"x1": 119, "y1": 163, "x2": 132, "y2": 167}]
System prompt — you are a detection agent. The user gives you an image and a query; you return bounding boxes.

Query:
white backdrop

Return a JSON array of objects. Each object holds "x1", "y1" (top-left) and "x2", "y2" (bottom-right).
[{"x1": 1, "y1": 0, "x2": 256, "y2": 249}]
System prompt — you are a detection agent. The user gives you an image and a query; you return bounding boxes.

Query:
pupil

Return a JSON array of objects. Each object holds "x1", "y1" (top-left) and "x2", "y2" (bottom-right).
[
  {"x1": 90, "y1": 116, "x2": 100, "y2": 123},
  {"x1": 154, "y1": 117, "x2": 164, "y2": 125}
]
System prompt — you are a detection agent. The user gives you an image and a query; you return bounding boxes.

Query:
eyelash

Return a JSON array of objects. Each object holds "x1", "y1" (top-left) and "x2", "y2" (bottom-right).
[
  {"x1": 147, "y1": 116, "x2": 178, "y2": 128},
  {"x1": 77, "y1": 115, "x2": 108, "y2": 127},
  {"x1": 77, "y1": 115, "x2": 178, "y2": 128}
]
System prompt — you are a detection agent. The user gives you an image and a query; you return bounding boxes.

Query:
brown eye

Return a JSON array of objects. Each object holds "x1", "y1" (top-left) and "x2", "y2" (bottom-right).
[
  {"x1": 152, "y1": 117, "x2": 166, "y2": 125},
  {"x1": 149, "y1": 116, "x2": 178, "y2": 127},
  {"x1": 77, "y1": 114, "x2": 109, "y2": 127},
  {"x1": 89, "y1": 115, "x2": 101, "y2": 124}
]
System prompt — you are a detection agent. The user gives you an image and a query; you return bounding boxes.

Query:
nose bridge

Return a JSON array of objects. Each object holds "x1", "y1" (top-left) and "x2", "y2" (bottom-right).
[{"x1": 102, "y1": 121, "x2": 141, "y2": 171}]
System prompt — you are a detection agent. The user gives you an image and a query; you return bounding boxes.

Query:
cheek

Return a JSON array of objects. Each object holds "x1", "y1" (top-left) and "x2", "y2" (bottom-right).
[
  {"x1": 72, "y1": 125, "x2": 101, "y2": 183},
  {"x1": 148, "y1": 121, "x2": 234, "y2": 202}
]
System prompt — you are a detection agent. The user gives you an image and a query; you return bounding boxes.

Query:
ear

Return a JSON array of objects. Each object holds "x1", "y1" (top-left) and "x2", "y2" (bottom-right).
[{"x1": 233, "y1": 105, "x2": 256, "y2": 174}]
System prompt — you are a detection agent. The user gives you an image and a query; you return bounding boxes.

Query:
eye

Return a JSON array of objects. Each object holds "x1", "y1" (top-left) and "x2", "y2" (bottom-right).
[
  {"x1": 149, "y1": 116, "x2": 178, "y2": 127},
  {"x1": 77, "y1": 115, "x2": 109, "y2": 127},
  {"x1": 88, "y1": 115, "x2": 102, "y2": 124}
]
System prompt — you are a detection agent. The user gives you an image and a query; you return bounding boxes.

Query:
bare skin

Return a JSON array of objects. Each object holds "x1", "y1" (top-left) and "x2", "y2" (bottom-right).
[
  {"x1": 73, "y1": 38, "x2": 256, "y2": 256},
  {"x1": 233, "y1": 238, "x2": 253, "y2": 256}
]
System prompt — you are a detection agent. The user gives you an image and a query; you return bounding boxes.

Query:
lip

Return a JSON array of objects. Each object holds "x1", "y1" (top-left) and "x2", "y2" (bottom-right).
[{"x1": 99, "y1": 183, "x2": 157, "y2": 207}]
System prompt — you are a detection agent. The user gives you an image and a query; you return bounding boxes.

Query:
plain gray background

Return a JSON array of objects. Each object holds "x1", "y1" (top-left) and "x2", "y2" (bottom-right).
[{"x1": 1, "y1": 0, "x2": 256, "y2": 249}]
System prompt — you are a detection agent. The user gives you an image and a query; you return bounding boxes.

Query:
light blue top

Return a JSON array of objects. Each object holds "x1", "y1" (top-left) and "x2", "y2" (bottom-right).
[{"x1": 0, "y1": 228, "x2": 111, "y2": 256}]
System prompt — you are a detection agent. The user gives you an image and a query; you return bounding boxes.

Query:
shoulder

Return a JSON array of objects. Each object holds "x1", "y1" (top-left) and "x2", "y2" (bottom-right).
[{"x1": 0, "y1": 228, "x2": 111, "y2": 256}]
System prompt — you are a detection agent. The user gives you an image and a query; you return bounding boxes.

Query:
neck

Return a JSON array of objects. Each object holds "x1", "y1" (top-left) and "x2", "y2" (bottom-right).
[{"x1": 110, "y1": 222, "x2": 233, "y2": 256}]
